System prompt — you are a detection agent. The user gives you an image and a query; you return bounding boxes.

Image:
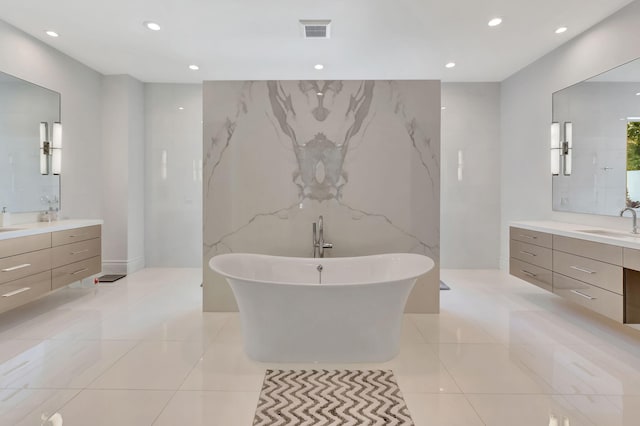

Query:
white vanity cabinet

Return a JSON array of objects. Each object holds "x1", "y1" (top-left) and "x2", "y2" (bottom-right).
[
  {"x1": 0, "y1": 222, "x2": 101, "y2": 314},
  {"x1": 510, "y1": 223, "x2": 639, "y2": 324}
]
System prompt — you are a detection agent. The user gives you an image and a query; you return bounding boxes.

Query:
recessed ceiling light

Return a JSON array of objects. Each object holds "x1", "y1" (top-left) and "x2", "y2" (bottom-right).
[
  {"x1": 144, "y1": 21, "x2": 161, "y2": 31},
  {"x1": 45, "y1": 31, "x2": 59, "y2": 37},
  {"x1": 316, "y1": 92, "x2": 324, "y2": 96},
  {"x1": 488, "y1": 18, "x2": 502, "y2": 27},
  {"x1": 178, "y1": 107, "x2": 185, "y2": 110},
  {"x1": 636, "y1": 92, "x2": 640, "y2": 96},
  {"x1": 445, "y1": 62, "x2": 456, "y2": 68},
  {"x1": 555, "y1": 27, "x2": 568, "y2": 34},
  {"x1": 441, "y1": 106, "x2": 447, "y2": 110},
  {"x1": 188, "y1": 64, "x2": 199, "y2": 70},
  {"x1": 314, "y1": 64, "x2": 324, "y2": 70}
]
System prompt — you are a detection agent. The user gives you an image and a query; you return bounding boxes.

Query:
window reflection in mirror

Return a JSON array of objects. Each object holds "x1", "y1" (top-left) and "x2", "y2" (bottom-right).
[{"x1": 627, "y1": 122, "x2": 640, "y2": 208}]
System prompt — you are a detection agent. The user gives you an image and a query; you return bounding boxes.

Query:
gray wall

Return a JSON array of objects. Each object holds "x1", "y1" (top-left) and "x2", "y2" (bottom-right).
[
  {"x1": 441, "y1": 83, "x2": 501, "y2": 268},
  {"x1": 500, "y1": 0, "x2": 640, "y2": 268},
  {"x1": 101, "y1": 75, "x2": 145, "y2": 274},
  {"x1": 144, "y1": 83, "x2": 203, "y2": 267},
  {"x1": 0, "y1": 20, "x2": 103, "y2": 221},
  {"x1": 0, "y1": 20, "x2": 148, "y2": 273}
]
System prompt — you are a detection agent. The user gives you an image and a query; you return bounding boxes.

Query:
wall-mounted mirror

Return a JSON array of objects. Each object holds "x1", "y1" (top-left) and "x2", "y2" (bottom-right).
[
  {"x1": 0, "y1": 71, "x2": 60, "y2": 214},
  {"x1": 552, "y1": 58, "x2": 640, "y2": 216}
]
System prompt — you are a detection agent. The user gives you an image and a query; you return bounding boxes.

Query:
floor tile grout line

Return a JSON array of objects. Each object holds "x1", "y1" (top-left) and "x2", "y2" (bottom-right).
[
  {"x1": 557, "y1": 394, "x2": 601, "y2": 426},
  {"x1": 460, "y1": 394, "x2": 488, "y2": 426},
  {"x1": 82, "y1": 339, "x2": 143, "y2": 390},
  {"x1": 43, "y1": 388, "x2": 84, "y2": 423},
  {"x1": 150, "y1": 327, "x2": 227, "y2": 426},
  {"x1": 406, "y1": 314, "x2": 433, "y2": 346}
]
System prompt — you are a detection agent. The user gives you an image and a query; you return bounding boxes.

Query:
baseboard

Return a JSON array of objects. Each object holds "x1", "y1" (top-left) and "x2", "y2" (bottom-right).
[
  {"x1": 102, "y1": 256, "x2": 145, "y2": 275},
  {"x1": 126, "y1": 256, "x2": 145, "y2": 274}
]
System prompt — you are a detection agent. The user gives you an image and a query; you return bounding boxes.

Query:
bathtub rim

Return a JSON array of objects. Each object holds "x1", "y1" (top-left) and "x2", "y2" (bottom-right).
[{"x1": 208, "y1": 252, "x2": 435, "y2": 287}]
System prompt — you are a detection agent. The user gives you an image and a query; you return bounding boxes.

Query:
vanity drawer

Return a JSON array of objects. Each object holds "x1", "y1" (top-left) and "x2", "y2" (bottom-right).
[
  {"x1": 0, "y1": 233, "x2": 51, "y2": 259},
  {"x1": 510, "y1": 240, "x2": 552, "y2": 269},
  {"x1": 623, "y1": 248, "x2": 640, "y2": 271},
  {"x1": 510, "y1": 258, "x2": 553, "y2": 292},
  {"x1": 0, "y1": 271, "x2": 52, "y2": 314},
  {"x1": 52, "y1": 225, "x2": 101, "y2": 247},
  {"x1": 510, "y1": 227, "x2": 552, "y2": 248},
  {"x1": 553, "y1": 251, "x2": 622, "y2": 295},
  {"x1": 52, "y1": 238, "x2": 101, "y2": 268},
  {"x1": 553, "y1": 235, "x2": 622, "y2": 265},
  {"x1": 553, "y1": 273, "x2": 623, "y2": 322},
  {"x1": 52, "y1": 256, "x2": 101, "y2": 290},
  {"x1": 0, "y1": 249, "x2": 51, "y2": 285}
]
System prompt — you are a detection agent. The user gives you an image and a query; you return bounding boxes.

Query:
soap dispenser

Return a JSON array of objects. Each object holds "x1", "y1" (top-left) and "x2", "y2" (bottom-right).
[{"x1": 0, "y1": 207, "x2": 10, "y2": 227}]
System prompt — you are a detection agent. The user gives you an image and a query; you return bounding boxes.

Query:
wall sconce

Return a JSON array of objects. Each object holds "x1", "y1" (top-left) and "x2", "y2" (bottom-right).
[
  {"x1": 563, "y1": 122, "x2": 572, "y2": 176},
  {"x1": 550, "y1": 121, "x2": 572, "y2": 176},
  {"x1": 550, "y1": 122, "x2": 560, "y2": 175},
  {"x1": 40, "y1": 121, "x2": 62, "y2": 175}
]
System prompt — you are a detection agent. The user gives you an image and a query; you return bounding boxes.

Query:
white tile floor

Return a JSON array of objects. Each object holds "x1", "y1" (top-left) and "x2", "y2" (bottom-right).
[{"x1": 1, "y1": 268, "x2": 640, "y2": 425}]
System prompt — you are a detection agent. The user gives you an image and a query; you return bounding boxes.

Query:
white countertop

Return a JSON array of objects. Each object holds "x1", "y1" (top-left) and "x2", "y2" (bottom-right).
[
  {"x1": 512, "y1": 220, "x2": 640, "y2": 250},
  {"x1": 0, "y1": 219, "x2": 103, "y2": 241}
]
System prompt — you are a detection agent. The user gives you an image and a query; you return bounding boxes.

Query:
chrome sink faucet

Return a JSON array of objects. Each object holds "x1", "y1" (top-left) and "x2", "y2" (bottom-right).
[
  {"x1": 312, "y1": 215, "x2": 333, "y2": 258},
  {"x1": 620, "y1": 207, "x2": 638, "y2": 234}
]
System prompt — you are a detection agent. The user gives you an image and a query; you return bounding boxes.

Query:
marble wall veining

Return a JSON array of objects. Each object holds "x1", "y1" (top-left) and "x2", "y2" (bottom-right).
[{"x1": 203, "y1": 80, "x2": 441, "y2": 312}]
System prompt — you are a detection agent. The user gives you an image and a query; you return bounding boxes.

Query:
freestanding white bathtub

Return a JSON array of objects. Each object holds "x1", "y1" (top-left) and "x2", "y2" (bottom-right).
[{"x1": 209, "y1": 253, "x2": 434, "y2": 363}]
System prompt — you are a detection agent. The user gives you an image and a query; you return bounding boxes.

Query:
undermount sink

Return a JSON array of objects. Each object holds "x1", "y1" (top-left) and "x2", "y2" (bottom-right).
[
  {"x1": 575, "y1": 229, "x2": 640, "y2": 238},
  {"x1": 0, "y1": 228, "x2": 23, "y2": 232}
]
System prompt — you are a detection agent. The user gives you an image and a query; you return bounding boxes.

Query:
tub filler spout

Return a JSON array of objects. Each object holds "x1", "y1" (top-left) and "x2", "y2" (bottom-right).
[{"x1": 312, "y1": 215, "x2": 333, "y2": 258}]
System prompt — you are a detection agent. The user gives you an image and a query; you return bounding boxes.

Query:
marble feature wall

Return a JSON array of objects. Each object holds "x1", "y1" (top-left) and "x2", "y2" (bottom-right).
[{"x1": 203, "y1": 80, "x2": 440, "y2": 312}]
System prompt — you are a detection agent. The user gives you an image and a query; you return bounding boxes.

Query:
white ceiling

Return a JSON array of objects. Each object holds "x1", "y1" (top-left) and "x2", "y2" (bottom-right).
[{"x1": 0, "y1": 0, "x2": 634, "y2": 83}]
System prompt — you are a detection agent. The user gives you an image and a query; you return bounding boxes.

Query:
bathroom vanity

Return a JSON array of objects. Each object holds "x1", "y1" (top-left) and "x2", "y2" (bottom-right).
[
  {"x1": 510, "y1": 221, "x2": 640, "y2": 325},
  {"x1": 0, "y1": 220, "x2": 102, "y2": 314}
]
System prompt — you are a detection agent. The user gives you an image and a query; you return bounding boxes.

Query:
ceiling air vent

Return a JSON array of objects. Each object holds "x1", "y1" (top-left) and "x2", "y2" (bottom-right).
[{"x1": 300, "y1": 20, "x2": 331, "y2": 39}]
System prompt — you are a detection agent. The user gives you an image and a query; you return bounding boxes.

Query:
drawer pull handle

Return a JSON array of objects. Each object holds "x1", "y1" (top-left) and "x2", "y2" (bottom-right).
[
  {"x1": 521, "y1": 270, "x2": 537, "y2": 278},
  {"x1": 570, "y1": 289, "x2": 596, "y2": 300},
  {"x1": 519, "y1": 250, "x2": 537, "y2": 257},
  {"x1": 519, "y1": 234, "x2": 537, "y2": 240},
  {"x1": 2, "y1": 287, "x2": 31, "y2": 297},
  {"x1": 1, "y1": 263, "x2": 31, "y2": 272},
  {"x1": 70, "y1": 249, "x2": 89, "y2": 255},
  {"x1": 69, "y1": 233, "x2": 87, "y2": 238},
  {"x1": 570, "y1": 266, "x2": 596, "y2": 274},
  {"x1": 71, "y1": 267, "x2": 89, "y2": 275}
]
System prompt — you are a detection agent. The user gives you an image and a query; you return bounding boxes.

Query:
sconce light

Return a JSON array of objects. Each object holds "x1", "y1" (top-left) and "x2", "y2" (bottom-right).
[
  {"x1": 550, "y1": 121, "x2": 572, "y2": 176},
  {"x1": 40, "y1": 121, "x2": 62, "y2": 175},
  {"x1": 550, "y1": 122, "x2": 560, "y2": 175},
  {"x1": 40, "y1": 122, "x2": 49, "y2": 175},
  {"x1": 563, "y1": 122, "x2": 572, "y2": 176}
]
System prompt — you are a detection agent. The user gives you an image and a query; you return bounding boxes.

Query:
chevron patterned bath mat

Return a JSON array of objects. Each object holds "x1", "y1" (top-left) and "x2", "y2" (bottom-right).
[{"x1": 253, "y1": 369, "x2": 414, "y2": 425}]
